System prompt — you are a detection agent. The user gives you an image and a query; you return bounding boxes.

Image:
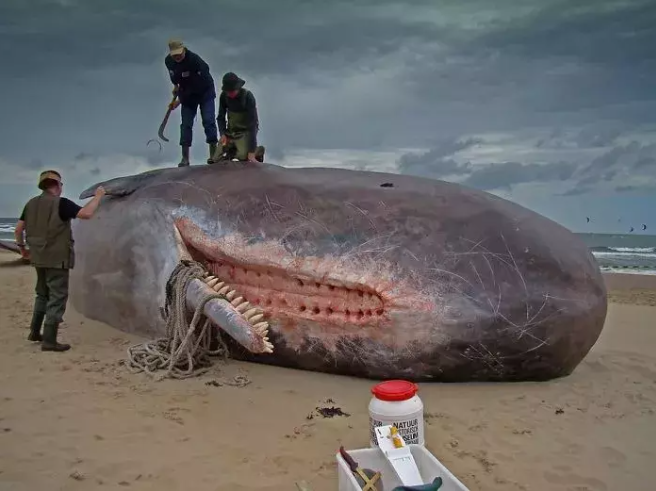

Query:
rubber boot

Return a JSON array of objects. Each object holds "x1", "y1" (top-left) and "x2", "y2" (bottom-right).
[
  {"x1": 207, "y1": 142, "x2": 218, "y2": 164},
  {"x1": 178, "y1": 146, "x2": 190, "y2": 167},
  {"x1": 41, "y1": 322, "x2": 71, "y2": 352},
  {"x1": 254, "y1": 146, "x2": 266, "y2": 163},
  {"x1": 27, "y1": 311, "x2": 45, "y2": 342}
]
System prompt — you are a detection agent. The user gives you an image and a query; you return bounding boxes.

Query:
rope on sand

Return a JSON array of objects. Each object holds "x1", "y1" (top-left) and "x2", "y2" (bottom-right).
[{"x1": 125, "y1": 260, "x2": 229, "y2": 381}]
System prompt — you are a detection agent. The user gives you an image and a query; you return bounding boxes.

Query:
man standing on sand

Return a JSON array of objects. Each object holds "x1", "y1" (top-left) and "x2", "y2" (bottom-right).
[
  {"x1": 14, "y1": 170, "x2": 105, "y2": 352},
  {"x1": 213, "y1": 72, "x2": 265, "y2": 163},
  {"x1": 165, "y1": 39, "x2": 219, "y2": 167}
]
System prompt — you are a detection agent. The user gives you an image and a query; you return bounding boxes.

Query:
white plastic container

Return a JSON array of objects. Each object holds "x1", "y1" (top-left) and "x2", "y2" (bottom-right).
[
  {"x1": 368, "y1": 380, "x2": 425, "y2": 447},
  {"x1": 336, "y1": 444, "x2": 470, "y2": 491}
]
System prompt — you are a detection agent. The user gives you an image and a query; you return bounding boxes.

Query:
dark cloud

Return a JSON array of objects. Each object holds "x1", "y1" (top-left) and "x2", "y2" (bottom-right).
[
  {"x1": 615, "y1": 185, "x2": 639, "y2": 193},
  {"x1": 536, "y1": 124, "x2": 625, "y2": 149},
  {"x1": 574, "y1": 126, "x2": 623, "y2": 148},
  {"x1": 574, "y1": 141, "x2": 656, "y2": 187},
  {"x1": 397, "y1": 138, "x2": 481, "y2": 178},
  {"x1": 396, "y1": 136, "x2": 582, "y2": 191},
  {"x1": 461, "y1": 161, "x2": 578, "y2": 191},
  {"x1": 557, "y1": 187, "x2": 594, "y2": 197}
]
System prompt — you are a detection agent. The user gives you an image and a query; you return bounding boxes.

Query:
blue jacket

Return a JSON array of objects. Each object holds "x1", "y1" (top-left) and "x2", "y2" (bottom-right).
[{"x1": 164, "y1": 49, "x2": 216, "y2": 106}]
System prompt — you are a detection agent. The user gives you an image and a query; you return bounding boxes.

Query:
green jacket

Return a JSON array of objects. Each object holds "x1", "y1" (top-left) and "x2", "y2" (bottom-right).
[{"x1": 23, "y1": 192, "x2": 75, "y2": 269}]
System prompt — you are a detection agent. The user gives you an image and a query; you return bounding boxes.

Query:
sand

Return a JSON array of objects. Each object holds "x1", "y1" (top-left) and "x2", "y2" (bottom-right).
[{"x1": 0, "y1": 250, "x2": 654, "y2": 491}]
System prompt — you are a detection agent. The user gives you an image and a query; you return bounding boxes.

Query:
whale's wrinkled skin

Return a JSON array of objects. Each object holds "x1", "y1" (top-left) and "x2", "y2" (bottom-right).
[{"x1": 69, "y1": 163, "x2": 607, "y2": 382}]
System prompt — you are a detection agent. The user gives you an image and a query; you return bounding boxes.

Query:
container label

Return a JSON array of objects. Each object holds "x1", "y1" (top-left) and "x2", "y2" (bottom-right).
[{"x1": 370, "y1": 416, "x2": 420, "y2": 445}]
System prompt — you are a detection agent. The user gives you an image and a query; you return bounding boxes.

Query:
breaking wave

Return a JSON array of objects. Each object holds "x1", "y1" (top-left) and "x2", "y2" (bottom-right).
[{"x1": 590, "y1": 246, "x2": 656, "y2": 254}]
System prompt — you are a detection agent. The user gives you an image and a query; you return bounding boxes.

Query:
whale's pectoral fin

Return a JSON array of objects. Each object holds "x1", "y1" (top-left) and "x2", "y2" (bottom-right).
[
  {"x1": 79, "y1": 168, "x2": 173, "y2": 199},
  {"x1": 185, "y1": 277, "x2": 274, "y2": 354}
]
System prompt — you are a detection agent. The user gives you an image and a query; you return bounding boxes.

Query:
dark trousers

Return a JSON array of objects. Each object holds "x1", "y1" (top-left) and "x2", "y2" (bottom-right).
[
  {"x1": 180, "y1": 97, "x2": 218, "y2": 147},
  {"x1": 33, "y1": 267, "x2": 70, "y2": 325}
]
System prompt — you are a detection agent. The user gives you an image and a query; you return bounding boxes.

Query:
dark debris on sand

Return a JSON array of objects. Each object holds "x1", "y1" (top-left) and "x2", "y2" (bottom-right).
[{"x1": 307, "y1": 399, "x2": 351, "y2": 419}]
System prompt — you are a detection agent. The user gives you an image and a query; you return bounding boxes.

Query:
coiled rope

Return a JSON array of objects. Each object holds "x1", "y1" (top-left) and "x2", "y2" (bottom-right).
[{"x1": 125, "y1": 259, "x2": 229, "y2": 380}]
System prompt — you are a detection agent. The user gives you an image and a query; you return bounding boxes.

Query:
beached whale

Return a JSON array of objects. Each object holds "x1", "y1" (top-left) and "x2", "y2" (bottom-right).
[{"x1": 29, "y1": 163, "x2": 610, "y2": 381}]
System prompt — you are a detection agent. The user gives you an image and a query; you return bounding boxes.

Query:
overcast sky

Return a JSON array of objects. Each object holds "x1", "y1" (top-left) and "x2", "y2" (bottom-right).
[{"x1": 1, "y1": 0, "x2": 654, "y2": 233}]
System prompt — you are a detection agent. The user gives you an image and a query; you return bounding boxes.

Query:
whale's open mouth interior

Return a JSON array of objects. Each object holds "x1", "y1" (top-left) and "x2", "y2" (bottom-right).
[
  {"x1": 200, "y1": 259, "x2": 386, "y2": 325},
  {"x1": 174, "y1": 218, "x2": 390, "y2": 328}
]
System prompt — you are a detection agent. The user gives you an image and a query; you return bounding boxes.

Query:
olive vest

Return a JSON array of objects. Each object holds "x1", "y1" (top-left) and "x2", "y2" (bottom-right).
[
  {"x1": 23, "y1": 192, "x2": 75, "y2": 269},
  {"x1": 227, "y1": 89, "x2": 252, "y2": 135}
]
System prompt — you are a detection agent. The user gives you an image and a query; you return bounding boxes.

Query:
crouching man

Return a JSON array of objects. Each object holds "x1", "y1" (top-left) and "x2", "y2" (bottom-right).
[
  {"x1": 213, "y1": 72, "x2": 265, "y2": 163},
  {"x1": 14, "y1": 170, "x2": 105, "y2": 352}
]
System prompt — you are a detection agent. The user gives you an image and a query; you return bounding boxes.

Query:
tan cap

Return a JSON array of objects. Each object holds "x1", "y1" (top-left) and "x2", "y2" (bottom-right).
[
  {"x1": 38, "y1": 170, "x2": 62, "y2": 190},
  {"x1": 168, "y1": 38, "x2": 185, "y2": 56}
]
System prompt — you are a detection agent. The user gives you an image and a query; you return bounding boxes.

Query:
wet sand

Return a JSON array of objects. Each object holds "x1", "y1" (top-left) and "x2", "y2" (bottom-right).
[{"x1": 0, "y1": 250, "x2": 654, "y2": 490}]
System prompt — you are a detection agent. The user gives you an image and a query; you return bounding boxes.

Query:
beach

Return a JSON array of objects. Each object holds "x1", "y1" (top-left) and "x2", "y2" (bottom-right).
[{"x1": 0, "y1": 249, "x2": 654, "y2": 491}]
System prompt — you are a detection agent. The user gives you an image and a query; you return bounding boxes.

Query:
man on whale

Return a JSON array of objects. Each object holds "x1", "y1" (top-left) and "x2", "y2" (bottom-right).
[
  {"x1": 212, "y1": 72, "x2": 265, "y2": 163},
  {"x1": 164, "y1": 38, "x2": 219, "y2": 167}
]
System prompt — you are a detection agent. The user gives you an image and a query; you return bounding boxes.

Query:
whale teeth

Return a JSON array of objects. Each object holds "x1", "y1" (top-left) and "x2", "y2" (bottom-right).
[
  {"x1": 263, "y1": 341, "x2": 274, "y2": 352},
  {"x1": 249, "y1": 314, "x2": 264, "y2": 325},
  {"x1": 203, "y1": 275, "x2": 217, "y2": 283},
  {"x1": 218, "y1": 286, "x2": 230, "y2": 295},
  {"x1": 226, "y1": 290, "x2": 237, "y2": 300},
  {"x1": 253, "y1": 322, "x2": 268, "y2": 335},
  {"x1": 235, "y1": 302, "x2": 250, "y2": 313},
  {"x1": 230, "y1": 296, "x2": 244, "y2": 306},
  {"x1": 243, "y1": 308, "x2": 259, "y2": 320},
  {"x1": 212, "y1": 281, "x2": 225, "y2": 291},
  {"x1": 206, "y1": 277, "x2": 220, "y2": 289}
]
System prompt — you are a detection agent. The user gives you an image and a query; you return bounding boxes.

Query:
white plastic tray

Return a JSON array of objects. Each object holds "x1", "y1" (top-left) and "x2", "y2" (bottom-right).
[{"x1": 336, "y1": 444, "x2": 469, "y2": 490}]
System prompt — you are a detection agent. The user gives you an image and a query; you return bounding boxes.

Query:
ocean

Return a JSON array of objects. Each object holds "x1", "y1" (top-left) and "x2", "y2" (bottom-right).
[{"x1": 1, "y1": 218, "x2": 655, "y2": 275}]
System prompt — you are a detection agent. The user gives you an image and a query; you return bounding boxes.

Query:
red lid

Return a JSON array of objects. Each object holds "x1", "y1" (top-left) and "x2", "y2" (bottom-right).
[{"x1": 371, "y1": 380, "x2": 418, "y2": 401}]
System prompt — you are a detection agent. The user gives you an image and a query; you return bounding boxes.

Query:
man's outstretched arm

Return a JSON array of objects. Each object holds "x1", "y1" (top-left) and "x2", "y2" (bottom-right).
[
  {"x1": 75, "y1": 186, "x2": 106, "y2": 220},
  {"x1": 57, "y1": 186, "x2": 106, "y2": 222}
]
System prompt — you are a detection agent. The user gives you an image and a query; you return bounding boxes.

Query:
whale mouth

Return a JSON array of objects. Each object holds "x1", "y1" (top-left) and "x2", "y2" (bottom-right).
[
  {"x1": 173, "y1": 217, "x2": 392, "y2": 328},
  {"x1": 203, "y1": 258, "x2": 386, "y2": 326}
]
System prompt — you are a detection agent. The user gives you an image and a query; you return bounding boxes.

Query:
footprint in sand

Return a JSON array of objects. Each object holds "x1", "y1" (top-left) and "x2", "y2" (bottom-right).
[{"x1": 599, "y1": 446, "x2": 627, "y2": 467}]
